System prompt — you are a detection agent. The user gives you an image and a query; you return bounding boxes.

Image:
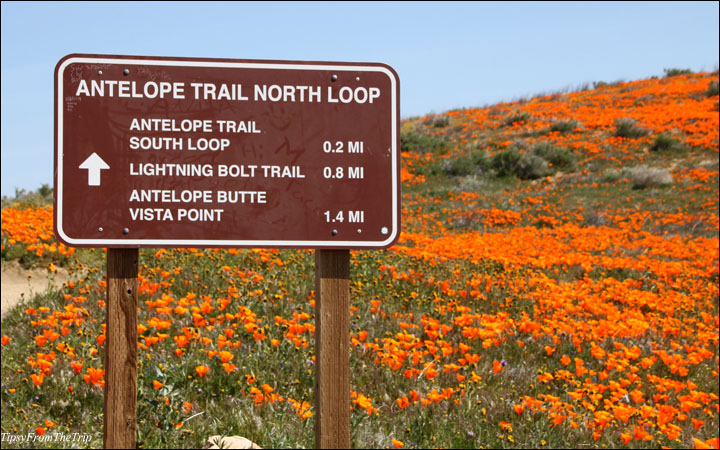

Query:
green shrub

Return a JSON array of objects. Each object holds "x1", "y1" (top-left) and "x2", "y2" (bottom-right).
[
  {"x1": 625, "y1": 165, "x2": 673, "y2": 189},
  {"x1": 400, "y1": 130, "x2": 450, "y2": 154},
  {"x1": 649, "y1": 133, "x2": 685, "y2": 153},
  {"x1": 491, "y1": 148, "x2": 552, "y2": 180},
  {"x1": 429, "y1": 116, "x2": 451, "y2": 128},
  {"x1": 549, "y1": 120, "x2": 580, "y2": 134},
  {"x1": 516, "y1": 153, "x2": 552, "y2": 180},
  {"x1": 443, "y1": 150, "x2": 490, "y2": 177},
  {"x1": 593, "y1": 80, "x2": 624, "y2": 89},
  {"x1": 533, "y1": 142, "x2": 576, "y2": 171},
  {"x1": 706, "y1": 80, "x2": 719, "y2": 97},
  {"x1": 614, "y1": 118, "x2": 649, "y2": 138},
  {"x1": 601, "y1": 168, "x2": 622, "y2": 183},
  {"x1": 443, "y1": 157, "x2": 474, "y2": 177},
  {"x1": 664, "y1": 68, "x2": 692, "y2": 77},
  {"x1": 503, "y1": 111, "x2": 531, "y2": 127},
  {"x1": 491, "y1": 147, "x2": 522, "y2": 177}
]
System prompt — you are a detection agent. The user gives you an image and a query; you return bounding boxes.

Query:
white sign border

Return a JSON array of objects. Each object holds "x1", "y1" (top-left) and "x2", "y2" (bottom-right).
[{"x1": 55, "y1": 55, "x2": 400, "y2": 249}]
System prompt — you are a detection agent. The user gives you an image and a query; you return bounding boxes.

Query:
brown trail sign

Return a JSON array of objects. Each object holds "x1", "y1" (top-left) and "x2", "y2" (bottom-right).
[
  {"x1": 55, "y1": 54, "x2": 400, "y2": 249},
  {"x1": 54, "y1": 54, "x2": 400, "y2": 449}
]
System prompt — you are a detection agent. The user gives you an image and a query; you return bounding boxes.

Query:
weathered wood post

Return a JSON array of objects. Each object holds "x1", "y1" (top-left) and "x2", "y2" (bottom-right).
[
  {"x1": 315, "y1": 249, "x2": 351, "y2": 449},
  {"x1": 104, "y1": 248, "x2": 138, "y2": 449}
]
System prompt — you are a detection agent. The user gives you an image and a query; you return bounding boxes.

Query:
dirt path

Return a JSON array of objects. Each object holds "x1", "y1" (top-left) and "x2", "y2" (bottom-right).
[{"x1": 1, "y1": 262, "x2": 74, "y2": 317}]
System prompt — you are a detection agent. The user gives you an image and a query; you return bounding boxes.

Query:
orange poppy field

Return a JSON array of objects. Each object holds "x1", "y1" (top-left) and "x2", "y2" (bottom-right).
[{"x1": 1, "y1": 70, "x2": 718, "y2": 448}]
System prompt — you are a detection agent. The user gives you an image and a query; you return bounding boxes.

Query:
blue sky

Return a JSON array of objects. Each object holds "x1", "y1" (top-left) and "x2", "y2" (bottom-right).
[{"x1": 1, "y1": 1, "x2": 718, "y2": 197}]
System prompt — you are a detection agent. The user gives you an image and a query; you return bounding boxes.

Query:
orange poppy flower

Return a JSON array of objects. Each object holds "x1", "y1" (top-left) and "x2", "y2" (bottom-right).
[
  {"x1": 493, "y1": 360, "x2": 505, "y2": 374},
  {"x1": 195, "y1": 365, "x2": 209, "y2": 377}
]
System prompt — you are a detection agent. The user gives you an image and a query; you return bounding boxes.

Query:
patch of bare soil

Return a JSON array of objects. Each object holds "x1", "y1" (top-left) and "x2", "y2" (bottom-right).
[{"x1": 1, "y1": 261, "x2": 74, "y2": 317}]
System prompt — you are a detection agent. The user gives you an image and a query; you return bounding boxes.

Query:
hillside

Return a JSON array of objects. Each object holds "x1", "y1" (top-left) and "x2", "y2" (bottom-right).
[
  {"x1": 1, "y1": 71, "x2": 718, "y2": 449},
  {"x1": 400, "y1": 71, "x2": 717, "y2": 236}
]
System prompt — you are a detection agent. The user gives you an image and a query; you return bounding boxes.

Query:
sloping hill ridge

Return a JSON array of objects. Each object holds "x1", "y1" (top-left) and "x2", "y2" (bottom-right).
[{"x1": 399, "y1": 71, "x2": 718, "y2": 239}]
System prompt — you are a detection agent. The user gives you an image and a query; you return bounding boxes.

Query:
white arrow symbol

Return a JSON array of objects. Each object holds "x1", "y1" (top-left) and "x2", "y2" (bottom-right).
[{"x1": 78, "y1": 153, "x2": 110, "y2": 186}]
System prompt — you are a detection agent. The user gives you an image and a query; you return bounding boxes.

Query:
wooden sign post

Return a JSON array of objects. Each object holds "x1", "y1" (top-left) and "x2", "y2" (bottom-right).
[
  {"x1": 104, "y1": 248, "x2": 139, "y2": 449},
  {"x1": 315, "y1": 249, "x2": 351, "y2": 448}
]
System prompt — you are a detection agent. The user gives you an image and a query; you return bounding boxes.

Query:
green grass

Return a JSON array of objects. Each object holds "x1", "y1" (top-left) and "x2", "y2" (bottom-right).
[{"x1": 1, "y1": 184, "x2": 53, "y2": 209}]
